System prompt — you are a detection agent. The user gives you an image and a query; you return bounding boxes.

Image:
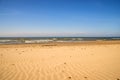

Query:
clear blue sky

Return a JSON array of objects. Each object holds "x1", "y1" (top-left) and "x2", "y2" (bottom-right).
[{"x1": 0, "y1": 0, "x2": 120, "y2": 37}]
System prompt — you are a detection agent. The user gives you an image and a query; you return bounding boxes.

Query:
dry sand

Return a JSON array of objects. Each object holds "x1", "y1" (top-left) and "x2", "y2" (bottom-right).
[{"x1": 0, "y1": 41, "x2": 120, "y2": 80}]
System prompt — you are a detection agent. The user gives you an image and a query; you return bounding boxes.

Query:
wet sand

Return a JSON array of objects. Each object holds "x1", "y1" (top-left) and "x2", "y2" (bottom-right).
[{"x1": 0, "y1": 41, "x2": 120, "y2": 80}]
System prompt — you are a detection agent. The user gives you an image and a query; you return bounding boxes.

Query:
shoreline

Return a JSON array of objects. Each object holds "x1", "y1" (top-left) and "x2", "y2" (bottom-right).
[
  {"x1": 0, "y1": 37, "x2": 120, "y2": 45},
  {"x1": 0, "y1": 40, "x2": 120, "y2": 47}
]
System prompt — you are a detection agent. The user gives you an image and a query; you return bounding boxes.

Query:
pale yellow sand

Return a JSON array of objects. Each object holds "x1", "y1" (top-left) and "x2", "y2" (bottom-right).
[{"x1": 0, "y1": 41, "x2": 120, "y2": 80}]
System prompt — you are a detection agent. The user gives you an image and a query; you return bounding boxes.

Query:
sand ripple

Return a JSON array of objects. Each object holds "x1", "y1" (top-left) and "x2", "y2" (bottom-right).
[{"x1": 0, "y1": 44, "x2": 120, "y2": 80}]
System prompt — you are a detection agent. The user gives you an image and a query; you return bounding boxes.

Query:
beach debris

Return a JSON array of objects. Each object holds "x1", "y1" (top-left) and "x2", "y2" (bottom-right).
[
  {"x1": 42, "y1": 44, "x2": 57, "y2": 47},
  {"x1": 84, "y1": 76, "x2": 87, "y2": 79},
  {"x1": 64, "y1": 62, "x2": 66, "y2": 64},
  {"x1": 68, "y1": 76, "x2": 71, "y2": 79},
  {"x1": 117, "y1": 78, "x2": 120, "y2": 80},
  {"x1": 11, "y1": 64, "x2": 15, "y2": 66}
]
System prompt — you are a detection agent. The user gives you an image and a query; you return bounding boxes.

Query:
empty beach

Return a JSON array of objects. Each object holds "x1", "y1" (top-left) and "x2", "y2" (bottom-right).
[{"x1": 0, "y1": 41, "x2": 120, "y2": 80}]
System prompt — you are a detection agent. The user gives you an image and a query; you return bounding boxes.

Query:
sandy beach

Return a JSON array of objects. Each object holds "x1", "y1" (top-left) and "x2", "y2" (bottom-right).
[{"x1": 0, "y1": 41, "x2": 120, "y2": 80}]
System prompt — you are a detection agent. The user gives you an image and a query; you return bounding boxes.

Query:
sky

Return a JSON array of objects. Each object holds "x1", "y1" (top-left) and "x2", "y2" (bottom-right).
[{"x1": 0, "y1": 0, "x2": 120, "y2": 37}]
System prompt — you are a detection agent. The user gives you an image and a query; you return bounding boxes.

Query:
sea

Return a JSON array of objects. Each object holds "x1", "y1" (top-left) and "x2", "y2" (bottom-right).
[{"x1": 0, "y1": 37, "x2": 120, "y2": 44}]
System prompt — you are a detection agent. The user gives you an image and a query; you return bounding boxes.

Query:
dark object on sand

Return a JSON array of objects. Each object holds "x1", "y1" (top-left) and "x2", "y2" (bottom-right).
[
  {"x1": 117, "y1": 78, "x2": 120, "y2": 80},
  {"x1": 84, "y1": 76, "x2": 87, "y2": 79},
  {"x1": 68, "y1": 76, "x2": 71, "y2": 79}
]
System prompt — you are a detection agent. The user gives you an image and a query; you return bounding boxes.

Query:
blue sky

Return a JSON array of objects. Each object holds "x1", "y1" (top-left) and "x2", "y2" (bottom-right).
[{"x1": 0, "y1": 0, "x2": 120, "y2": 37}]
